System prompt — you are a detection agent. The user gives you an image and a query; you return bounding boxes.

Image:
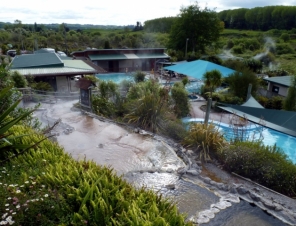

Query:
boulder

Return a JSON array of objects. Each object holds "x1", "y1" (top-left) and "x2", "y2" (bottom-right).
[
  {"x1": 229, "y1": 187, "x2": 237, "y2": 194},
  {"x1": 165, "y1": 184, "x2": 175, "y2": 190},
  {"x1": 216, "y1": 182, "x2": 225, "y2": 190},
  {"x1": 237, "y1": 186, "x2": 249, "y2": 195},
  {"x1": 203, "y1": 177, "x2": 212, "y2": 185},
  {"x1": 166, "y1": 168, "x2": 173, "y2": 173},
  {"x1": 187, "y1": 169, "x2": 199, "y2": 176},
  {"x1": 249, "y1": 192, "x2": 261, "y2": 202},
  {"x1": 261, "y1": 198, "x2": 276, "y2": 210},
  {"x1": 191, "y1": 163, "x2": 200, "y2": 169},
  {"x1": 177, "y1": 167, "x2": 187, "y2": 175}
]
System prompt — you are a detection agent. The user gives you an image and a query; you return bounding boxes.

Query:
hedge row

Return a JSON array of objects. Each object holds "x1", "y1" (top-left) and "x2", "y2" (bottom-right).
[{"x1": 217, "y1": 141, "x2": 296, "y2": 197}]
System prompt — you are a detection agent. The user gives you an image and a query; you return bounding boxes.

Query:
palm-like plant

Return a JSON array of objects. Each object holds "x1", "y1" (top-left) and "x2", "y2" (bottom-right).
[
  {"x1": 0, "y1": 86, "x2": 40, "y2": 162},
  {"x1": 202, "y1": 69, "x2": 222, "y2": 98},
  {"x1": 124, "y1": 80, "x2": 171, "y2": 133}
]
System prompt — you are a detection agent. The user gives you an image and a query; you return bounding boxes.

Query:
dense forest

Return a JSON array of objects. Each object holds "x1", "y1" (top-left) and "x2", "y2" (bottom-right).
[
  {"x1": 218, "y1": 6, "x2": 296, "y2": 30},
  {"x1": 144, "y1": 5, "x2": 296, "y2": 33}
]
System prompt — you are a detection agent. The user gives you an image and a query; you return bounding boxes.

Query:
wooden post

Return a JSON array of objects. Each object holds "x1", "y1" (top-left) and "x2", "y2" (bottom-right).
[
  {"x1": 204, "y1": 98, "x2": 212, "y2": 125},
  {"x1": 247, "y1": 83, "x2": 252, "y2": 100}
]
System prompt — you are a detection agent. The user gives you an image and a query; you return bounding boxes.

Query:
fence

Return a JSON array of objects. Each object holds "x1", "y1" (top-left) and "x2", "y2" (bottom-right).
[{"x1": 18, "y1": 88, "x2": 80, "y2": 103}]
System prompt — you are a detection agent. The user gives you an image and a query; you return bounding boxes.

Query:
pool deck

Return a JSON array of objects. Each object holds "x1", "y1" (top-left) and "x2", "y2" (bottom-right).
[{"x1": 190, "y1": 101, "x2": 235, "y2": 125}]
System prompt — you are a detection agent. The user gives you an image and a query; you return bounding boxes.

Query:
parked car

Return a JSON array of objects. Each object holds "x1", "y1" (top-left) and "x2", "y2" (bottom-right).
[{"x1": 7, "y1": 49, "x2": 17, "y2": 57}]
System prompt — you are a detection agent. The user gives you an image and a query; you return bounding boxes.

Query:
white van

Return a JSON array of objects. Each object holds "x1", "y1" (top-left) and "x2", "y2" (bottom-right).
[{"x1": 41, "y1": 48, "x2": 55, "y2": 53}]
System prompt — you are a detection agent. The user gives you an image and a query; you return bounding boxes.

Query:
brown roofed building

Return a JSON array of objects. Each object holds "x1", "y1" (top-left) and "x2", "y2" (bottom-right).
[{"x1": 71, "y1": 48, "x2": 170, "y2": 73}]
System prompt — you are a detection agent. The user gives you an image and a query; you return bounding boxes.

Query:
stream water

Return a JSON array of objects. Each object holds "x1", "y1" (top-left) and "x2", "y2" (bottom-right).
[
  {"x1": 30, "y1": 99, "x2": 289, "y2": 226},
  {"x1": 124, "y1": 172, "x2": 286, "y2": 226}
]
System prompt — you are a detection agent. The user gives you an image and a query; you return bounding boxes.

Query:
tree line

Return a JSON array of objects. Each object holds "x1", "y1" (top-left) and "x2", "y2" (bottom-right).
[{"x1": 218, "y1": 5, "x2": 296, "y2": 31}]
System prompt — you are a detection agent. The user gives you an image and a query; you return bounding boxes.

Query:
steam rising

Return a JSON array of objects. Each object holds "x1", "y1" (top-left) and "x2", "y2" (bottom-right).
[{"x1": 253, "y1": 37, "x2": 277, "y2": 70}]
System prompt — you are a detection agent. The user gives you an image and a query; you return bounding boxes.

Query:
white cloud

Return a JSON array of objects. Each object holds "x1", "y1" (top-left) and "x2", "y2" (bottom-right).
[{"x1": 1, "y1": 0, "x2": 296, "y2": 25}]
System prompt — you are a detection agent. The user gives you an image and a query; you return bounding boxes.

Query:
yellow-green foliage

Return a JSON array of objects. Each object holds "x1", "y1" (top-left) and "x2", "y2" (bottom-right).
[
  {"x1": 182, "y1": 123, "x2": 225, "y2": 162},
  {"x1": 1, "y1": 125, "x2": 192, "y2": 225}
]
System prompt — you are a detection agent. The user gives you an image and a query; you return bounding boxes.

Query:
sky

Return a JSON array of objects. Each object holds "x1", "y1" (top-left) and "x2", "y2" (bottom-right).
[{"x1": 1, "y1": 0, "x2": 296, "y2": 26}]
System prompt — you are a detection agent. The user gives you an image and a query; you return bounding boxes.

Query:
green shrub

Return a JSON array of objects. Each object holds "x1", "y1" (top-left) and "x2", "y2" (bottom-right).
[
  {"x1": 218, "y1": 141, "x2": 296, "y2": 197},
  {"x1": 263, "y1": 69, "x2": 289, "y2": 77},
  {"x1": 91, "y1": 96, "x2": 116, "y2": 117},
  {"x1": 134, "y1": 71, "x2": 146, "y2": 83},
  {"x1": 0, "y1": 125, "x2": 192, "y2": 225},
  {"x1": 256, "y1": 95, "x2": 268, "y2": 107},
  {"x1": 30, "y1": 81, "x2": 53, "y2": 92},
  {"x1": 223, "y1": 95, "x2": 243, "y2": 105},
  {"x1": 280, "y1": 33, "x2": 290, "y2": 42},
  {"x1": 160, "y1": 119, "x2": 188, "y2": 142},
  {"x1": 200, "y1": 85, "x2": 212, "y2": 98},
  {"x1": 10, "y1": 71, "x2": 28, "y2": 88},
  {"x1": 171, "y1": 82, "x2": 190, "y2": 117},
  {"x1": 203, "y1": 55, "x2": 223, "y2": 65},
  {"x1": 276, "y1": 43, "x2": 295, "y2": 54},
  {"x1": 232, "y1": 45, "x2": 244, "y2": 54},
  {"x1": 265, "y1": 96, "x2": 284, "y2": 110},
  {"x1": 226, "y1": 39, "x2": 234, "y2": 49},
  {"x1": 243, "y1": 59, "x2": 263, "y2": 73},
  {"x1": 224, "y1": 67, "x2": 259, "y2": 101},
  {"x1": 233, "y1": 38, "x2": 261, "y2": 50}
]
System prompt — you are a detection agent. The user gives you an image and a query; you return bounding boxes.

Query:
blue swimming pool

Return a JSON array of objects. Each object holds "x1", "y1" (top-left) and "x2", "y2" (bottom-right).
[
  {"x1": 96, "y1": 73, "x2": 203, "y2": 93},
  {"x1": 183, "y1": 118, "x2": 296, "y2": 164},
  {"x1": 96, "y1": 73, "x2": 134, "y2": 83}
]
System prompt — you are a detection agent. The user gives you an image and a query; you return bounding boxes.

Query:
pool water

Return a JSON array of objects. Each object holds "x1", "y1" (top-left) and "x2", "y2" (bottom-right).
[
  {"x1": 96, "y1": 73, "x2": 134, "y2": 83},
  {"x1": 96, "y1": 73, "x2": 203, "y2": 93},
  {"x1": 184, "y1": 118, "x2": 296, "y2": 164},
  {"x1": 185, "y1": 81, "x2": 203, "y2": 94}
]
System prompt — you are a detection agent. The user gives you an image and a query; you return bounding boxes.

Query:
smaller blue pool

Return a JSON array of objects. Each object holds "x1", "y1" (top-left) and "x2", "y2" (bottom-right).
[
  {"x1": 183, "y1": 118, "x2": 296, "y2": 164},
  {"x1": 96, "y1": 73, "x2": 134, "y2": 83}
]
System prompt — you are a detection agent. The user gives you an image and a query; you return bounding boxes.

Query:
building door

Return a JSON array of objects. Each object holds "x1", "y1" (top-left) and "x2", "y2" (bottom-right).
[
  {"x1": 108, "y1": 61, "x2": 119, "y2": 72},
  {"x1": 272, "y1": 85, "x2": 279, "y2": 94}
]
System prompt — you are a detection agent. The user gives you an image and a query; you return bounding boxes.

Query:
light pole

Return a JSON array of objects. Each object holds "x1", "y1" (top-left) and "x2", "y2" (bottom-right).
[{"x1": 185, "y1": 38, "x2": 189, "y2": 59}]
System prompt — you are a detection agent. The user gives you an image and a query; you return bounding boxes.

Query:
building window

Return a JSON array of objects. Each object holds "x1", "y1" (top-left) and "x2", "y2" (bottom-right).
[{"x1": 272, "y1": 85, "x2": 279, "y2": 93}]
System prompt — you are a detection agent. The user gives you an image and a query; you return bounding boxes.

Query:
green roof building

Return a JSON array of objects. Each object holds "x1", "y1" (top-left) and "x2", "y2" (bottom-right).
[
  {"x1": 263, "y1": 75, "x2": 292, "y2": 97},
  {"x1": 10, "y1": 52, "x2": 105, "y2": 92}
]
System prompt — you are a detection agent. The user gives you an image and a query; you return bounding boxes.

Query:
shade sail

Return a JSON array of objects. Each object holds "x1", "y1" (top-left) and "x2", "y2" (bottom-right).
[
  {"x1": 218, "y1": 104, "x2": 296, "y2": 137},
  {"x1": 164, "y1": 60, "x2": 235, "y2": 79},
  {"x1": 241, "y1": 95, "x2": 264, "y2": 108}
]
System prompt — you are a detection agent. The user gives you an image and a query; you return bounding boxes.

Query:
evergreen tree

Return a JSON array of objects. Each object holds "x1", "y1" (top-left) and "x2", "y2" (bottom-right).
[{"x1": 168, "y1": 2, "x2": 223, "y2": 53}]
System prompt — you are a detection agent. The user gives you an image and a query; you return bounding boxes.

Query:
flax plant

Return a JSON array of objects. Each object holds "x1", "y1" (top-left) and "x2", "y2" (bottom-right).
[{"x1": 182, "y1": 122, "x2": 225, "y2": 162}]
